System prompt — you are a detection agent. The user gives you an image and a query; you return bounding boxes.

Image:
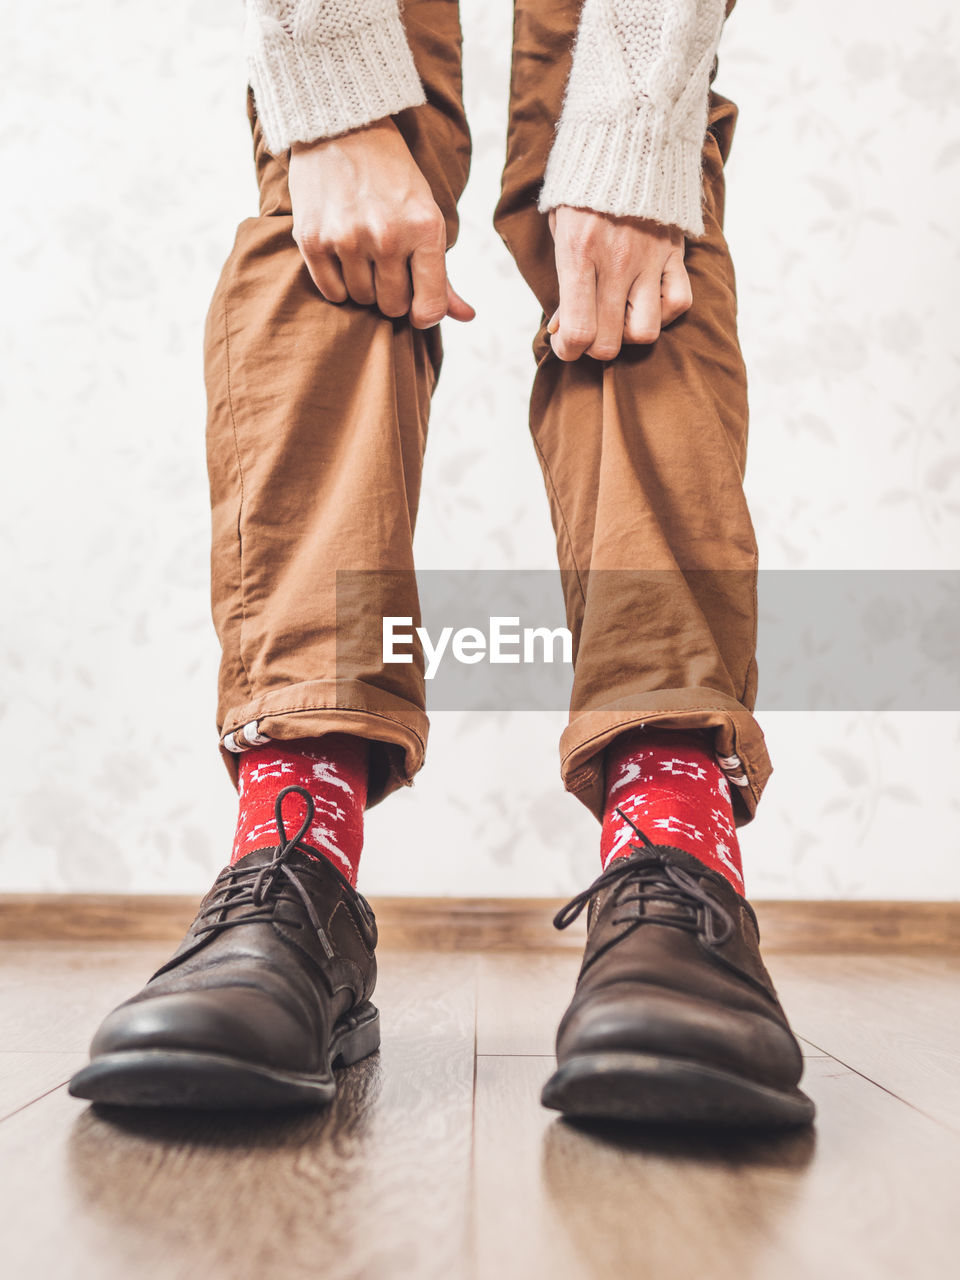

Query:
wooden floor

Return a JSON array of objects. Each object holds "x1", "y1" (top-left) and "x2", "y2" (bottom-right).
[{"x1": 1, "y1": 942, "x2": 958, "y2": 1279}]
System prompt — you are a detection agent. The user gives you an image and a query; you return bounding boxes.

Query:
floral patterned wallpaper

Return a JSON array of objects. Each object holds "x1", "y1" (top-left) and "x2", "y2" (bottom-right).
[{"x1": 2, "y1": 1, "x2": 958, "y2": 896}]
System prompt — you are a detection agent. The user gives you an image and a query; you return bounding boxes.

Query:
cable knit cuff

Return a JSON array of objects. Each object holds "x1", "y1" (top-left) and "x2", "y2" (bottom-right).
[
  {"x1": 537, "y1": 106, "x2": 708, "y2": 239},
  {"x1": 246, "y1": 10, "x2": 427, "y2": 156}
]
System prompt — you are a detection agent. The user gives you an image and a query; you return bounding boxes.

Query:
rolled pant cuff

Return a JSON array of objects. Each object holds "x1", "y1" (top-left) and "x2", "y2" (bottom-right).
[
  {"x1": 217, "y1": 680, "x2": 428, "y2": 809},
  {"x1": 559, "y1": 688, "x2": 772, "y2": 827}
]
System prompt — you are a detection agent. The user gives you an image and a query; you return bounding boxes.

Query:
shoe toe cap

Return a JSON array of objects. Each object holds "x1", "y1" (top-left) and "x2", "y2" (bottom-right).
[
  {"x1": 90, "y1": 986, "x2": 317, "y2": 1072},
  {"x1": 557, "y1": 982, "x2": 804, "y2": 1090}
]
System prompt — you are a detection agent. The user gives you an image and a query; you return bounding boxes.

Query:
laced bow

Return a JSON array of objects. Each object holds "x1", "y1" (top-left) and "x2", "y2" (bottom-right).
[
  {"x1": 553, "y1": 807, "x2": 735, "y2": 948},
  {"x1": 193, "y1": 785, "x2": 336, "y2": 958}
]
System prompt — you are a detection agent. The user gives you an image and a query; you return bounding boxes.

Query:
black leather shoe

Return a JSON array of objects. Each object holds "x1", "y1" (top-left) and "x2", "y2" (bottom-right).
[
  {"x1": 542, "y1": 815, "x2": 815, "y2": 1128},
  {"x1": 68, "y1": 785, "x2": 380, "y2": 1110}
]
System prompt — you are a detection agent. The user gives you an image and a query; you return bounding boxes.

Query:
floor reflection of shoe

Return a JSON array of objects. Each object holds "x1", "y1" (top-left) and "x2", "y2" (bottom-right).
[
  {"x1": 542, "y1": 830, "x2": 816, "y2": 1129},
  {"x1": 68, "y1": 785, "x2": 380, "y2": 1110}
]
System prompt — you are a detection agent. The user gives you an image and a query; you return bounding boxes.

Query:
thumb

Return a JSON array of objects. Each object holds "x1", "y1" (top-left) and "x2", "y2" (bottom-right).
[{"x1": 445, "y1": 280, "x2": 476, "y2": 322}]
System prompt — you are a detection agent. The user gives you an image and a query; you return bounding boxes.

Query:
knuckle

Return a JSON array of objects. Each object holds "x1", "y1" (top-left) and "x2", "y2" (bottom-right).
[
  {"x1": 411, "y1": 311, "x2": 443, "y2": 330},
  {"x1": 331, "y1": 224, "x2": 362, "y2": 255},
  {"x1": 565, "y1": 326, "x2": 595, "y2": 346},
  {"x1": 335, "y1": 236, "x2": 359, "y2": 258},
  {"x1": 369, "y1": 222, "x2": 400, "y2": 257},
  {"x1": 294, "y1": 223, "x2": 324, "y2": 254},
  {"x1": 410, "y1": 207, "x2": 445, "y2": 240},
  {"x1": 665, "y1": 281, "x2": 693, "y2": 310},
  {"x1": 422, "y1": 285, "x2": 448, "y2": 308},
  {"x1": 629, "y1": 325, "x2": 661, "y2": 344},
  {"x1": 380, "y1": 299, "x2": 410, "y2": 318},
  {"x1": 589, "y1": 342, "x2": 620, "y2": 361},
  {"x1": 346, "y1": 278, "x2": 374, "y2": 302},
  {"x1": 566, "y1": 233, "x2": 594, "y2": 260},
  {"x1": 415, "y1": 297, "x2": 446, "y2": 322}
]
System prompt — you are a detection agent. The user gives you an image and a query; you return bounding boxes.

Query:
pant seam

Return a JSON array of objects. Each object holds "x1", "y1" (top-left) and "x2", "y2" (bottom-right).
[
  {"x1": 223, "y1": 702, "x2": 427, "y2": 755},
  {"x1": 562, "y1": 705, "x2": 762, "y2": 772},
  {"x1": 529, "y1": 359, "x2": 588, "y2": 610},
  {"x1": 222, "y1": 247, "x2": 255, "y2": 700},
  {"x1": 740, "y1": 548, "x2": 760, "y2": 706}
]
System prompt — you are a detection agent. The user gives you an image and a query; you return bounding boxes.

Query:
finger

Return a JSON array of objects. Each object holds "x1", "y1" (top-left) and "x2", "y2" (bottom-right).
[
  {"x1": 586, "y1": 273, "x2": 631, "y2": 361},
  {"x1": 445, "y1": 281, "x2": 476, "y2": 323},
  {"x1": 409, "y1": 239, "x2": 449, "y2": 328},
  {"x1": 340, "y1": 255, "x2": 377, "y2": 307},
  {"x1": 659, "y1": 252, "x2": 694, "y2": 327},
  {"x1": 304, "y1": 249, "x2": 348, "y2": 304},
  {"x1": 373, "y1": 257, "x2": 413, "y2": 318},
  {"x1": 552, "y1": 258, "x2": 597, "y2": 362},
  {"x1": 623, "y1": 274, "x2": 662, "y2": 345}
]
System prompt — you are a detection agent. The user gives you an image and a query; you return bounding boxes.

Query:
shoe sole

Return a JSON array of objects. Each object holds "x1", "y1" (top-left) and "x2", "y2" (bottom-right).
[
  {"x1": 67, "y1": 1002, "x2": 380, "y2": 1111},
  {"x1": 541, "y1": 1051, "x2": 816, "y2": 1128}
]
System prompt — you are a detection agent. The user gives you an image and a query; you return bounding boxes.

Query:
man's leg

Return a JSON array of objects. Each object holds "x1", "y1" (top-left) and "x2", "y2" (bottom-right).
[
  {"x1": 201, "y1": 0, "x2": 471, "y2": 888},
  {"x1": 69, "y1": 0, "x2": 471, "y2": 1110},
  {"x1": 207, "y1": 11, "x2": 471, "y2": 810},
  {"x1": 493, "y1": 0, "x2": 813, "y2": 1127},
  {"x1": 494, "y1": 0, "x2": 767, "y2": 825}
]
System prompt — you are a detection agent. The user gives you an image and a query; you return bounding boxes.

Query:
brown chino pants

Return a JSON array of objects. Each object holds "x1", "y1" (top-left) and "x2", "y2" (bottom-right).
[{"x1": 203, "y1": 0, "x2": 771, "y2": 824}]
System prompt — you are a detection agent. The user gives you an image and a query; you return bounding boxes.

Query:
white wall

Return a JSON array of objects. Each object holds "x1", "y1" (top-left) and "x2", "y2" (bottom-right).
[{"x1": 2, "y1": 1, "x2": 958, "y2": 898}]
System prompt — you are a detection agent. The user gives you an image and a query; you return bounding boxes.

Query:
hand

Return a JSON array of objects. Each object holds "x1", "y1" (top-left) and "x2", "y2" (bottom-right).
[
  {"x1": 546, "y1": 206, "x2": 693, "y2": 362},
  {"x1": 288, "y1": 118, "x2": 475, "y2": 328}
]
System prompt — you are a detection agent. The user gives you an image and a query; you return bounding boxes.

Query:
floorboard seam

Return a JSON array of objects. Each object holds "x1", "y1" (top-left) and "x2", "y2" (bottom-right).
[
  {"x1": 798, "y1": 1034, "x2": 958, "y2": 1134},
  {"x1": 0, "y1": 1081, "x2": 72, "y2": 1127},
  {"x1": 467, "y1": 960, "x2": 480, "y2": 1280},
  {"x1": 475, "y1": 1053, "x2": 560, "y2": 1059}
]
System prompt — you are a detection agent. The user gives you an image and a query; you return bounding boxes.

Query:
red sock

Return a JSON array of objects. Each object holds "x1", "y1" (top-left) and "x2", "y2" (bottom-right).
[
  {"x1": 232, "y1": 734, "x2": 369, "y2": 885},
  {"x1": 600, "y1": 728, "x2": 744, "y2": 894}
]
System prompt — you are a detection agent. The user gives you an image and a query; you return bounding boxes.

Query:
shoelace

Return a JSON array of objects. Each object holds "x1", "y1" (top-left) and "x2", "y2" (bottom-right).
[
  {"x1": 553, "y1": 807, "x2": 735, "y2": 948},
  {"x1": 193, "y1": 785, "x2": 337, "y2": 959}
]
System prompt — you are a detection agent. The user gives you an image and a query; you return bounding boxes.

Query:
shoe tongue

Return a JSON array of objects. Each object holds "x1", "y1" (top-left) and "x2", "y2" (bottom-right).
[
  {"x1": 613, "y1": 884, "x2": 697, "y2": 928},
  {"x1": 228, "y1": 845, "x2": 283, "y2": 872},
  {"x1": 596, "y1": 846, "x2": 730, "y2": 926},
  {"x1": 644, "y1": 895, "x2": 696, "y2": 922},
  {"x1": 227, "y1": 842, "x2": 346, "y2": 889},
  {"x1": 641, "y1": 845, "x2": 733, "y2": 898}
]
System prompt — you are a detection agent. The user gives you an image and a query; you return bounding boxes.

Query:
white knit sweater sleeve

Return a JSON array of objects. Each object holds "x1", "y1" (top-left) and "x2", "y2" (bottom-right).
[
  {"x1": 243, "y1": 1, "x2": 426, "y2": 156},
  {"x1": 537, "y1": 0, "x2": 727, "y2": 237}
]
